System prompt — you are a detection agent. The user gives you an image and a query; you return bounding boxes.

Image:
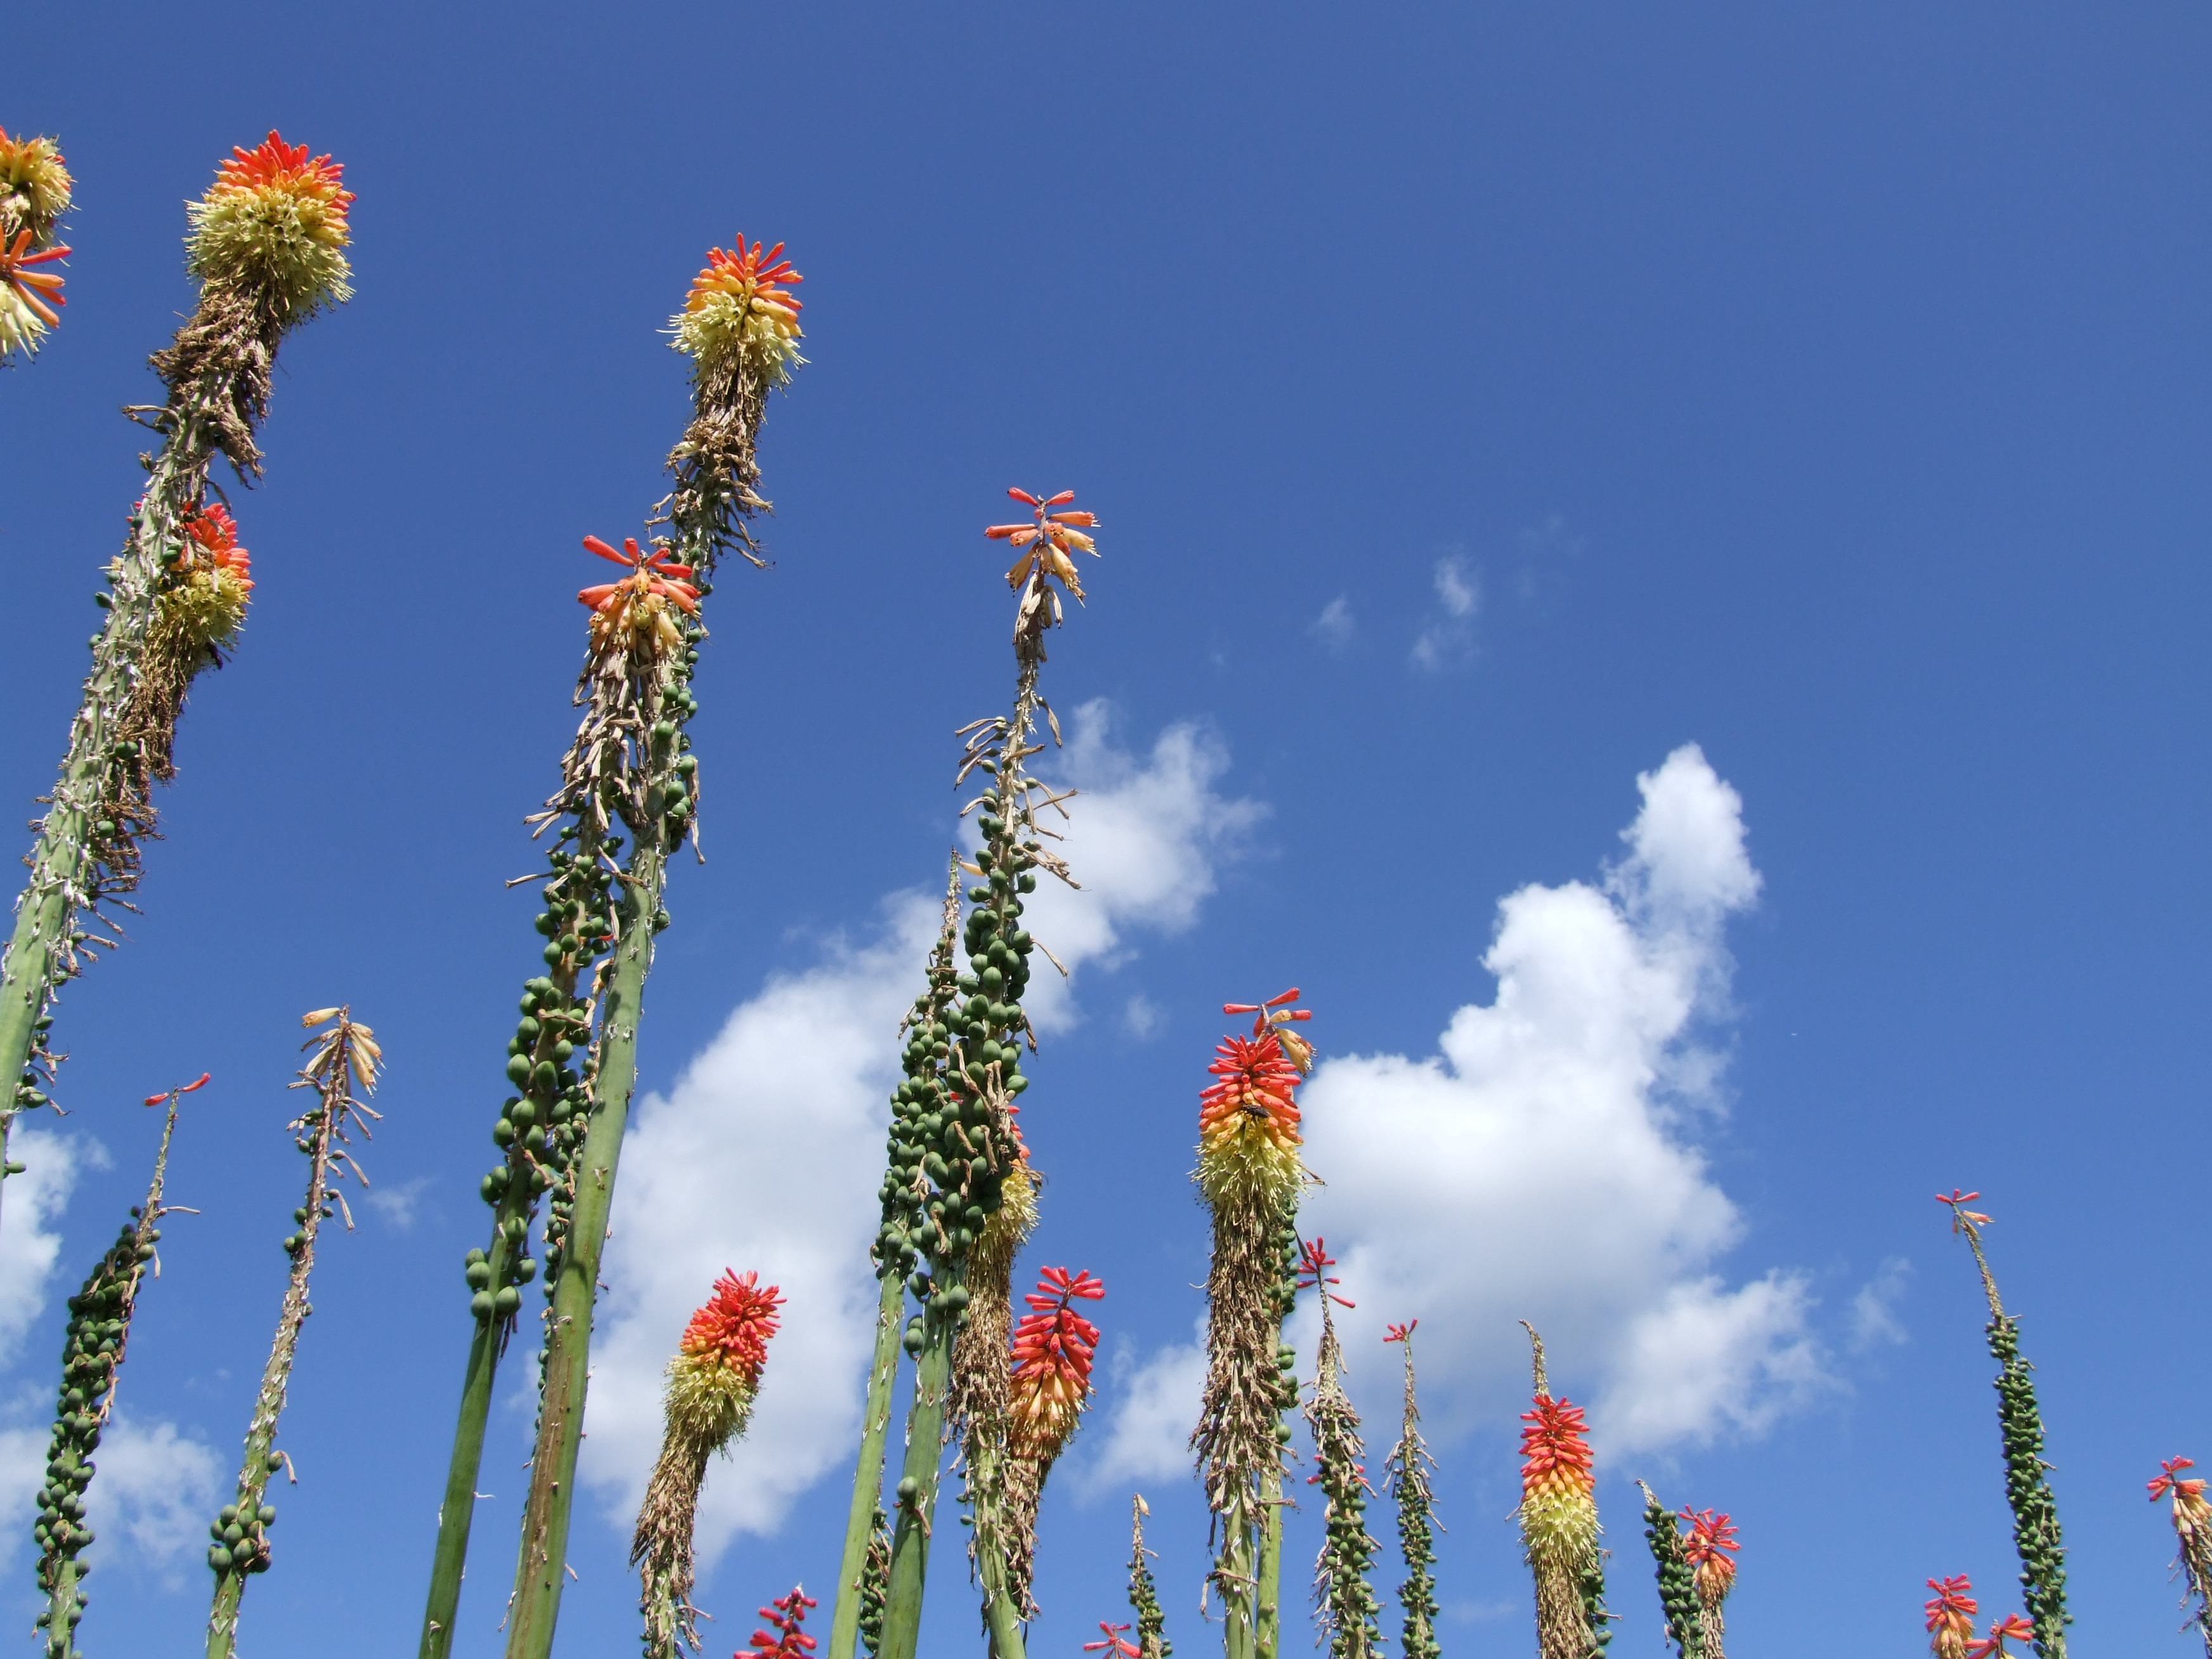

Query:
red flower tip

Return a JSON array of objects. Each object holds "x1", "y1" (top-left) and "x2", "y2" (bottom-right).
[
  {"x1": 2150, "y1": 1455, "x2": 2206, "y2": 1502},
  {"x1": 1518, "y1": 1395, "x2": 1594, "y2": 1486},
  {"x1": 1297, "y1": 1237, "x2": 1355, "y2": 1308},
  {"x1": 679, "y1": 1270, "x2": 783, "y2": 1384},
  {"x1": 1084, "y1": 1622, "x2": 1140, "y2": 1658},
  {"x1": 1681, "y1": 1508, "x2": 1739, "y2": 1564},
  {"x1": 745, "y1": 1586, "x2": 817, "y2": 1658},
  {"x1": 1935, "y1": 1188, "x2": 1991, "y2": 1230},
  {"x1": 1384, "y1": 1320, "x2": 1418, "y2": 1344},
  {"x1": 212, "y1": 131, "x2": 351, "y2": 220},
  {"x1": 1925, "y1": 1575, "x2": 1979, "y2": 1634}
]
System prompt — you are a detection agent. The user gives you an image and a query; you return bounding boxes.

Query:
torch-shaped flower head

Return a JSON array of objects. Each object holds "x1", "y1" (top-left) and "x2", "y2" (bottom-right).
[
  {"x1": 1006, "y1": 1267, "x2": 1105, "y2": 1467},
  {"x1": 159, "y1": 502, "x2": 256, "y2": 653},
  {"x1": 1681, "y1": 1507, "x2": 1738, "y2": 1611},
  {"x1": 986, "y1": 488, "x2": 1100, "y2": 650},
  {"x1": 1967, "y1": 1613, "x2": 2035, "y2": 1658},
  {"x1": 1926, "y1": 1576, "x2": 1980, "y2": 1659},
  {"x1": 672, "y1": 234, "x2": 804, "y2": 387},
  {"x1": 0, "y1": 226, "x2": 68, "y2": 360},
  {"x1": 0, "y1": 125, "x2": 72, "y2": 245},
  {"x1": 667, "y1": 1268, "x2": 781, "y2": 1438},
  {"x1": 746, "y1": 1586, "x2": 817, "y2": 1658},
  {"x1": 184, "y1": 131, "x2": 353, "y2": 320},
  {"x1": 1519, "y1": 1394, "x2": 1597, "y2": 1564},
  {"x1": 577, "y1": 533, "x2": 699, "y2": 661},
  {"x1": 1195, "y1": 1028, "x2": 1306, "y2": 1211}
]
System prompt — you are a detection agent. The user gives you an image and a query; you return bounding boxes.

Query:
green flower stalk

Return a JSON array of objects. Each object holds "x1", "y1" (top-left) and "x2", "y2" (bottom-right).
[
  {"x1": 1636, "y1": 1485, "x2": 1703, "y2": 1659},
  {"x1": 1516, "y1": 1324, "x2": 1609, "y2": 1659},
  {"x1": 1938, "y1": 1190, "x2": 2069, "y2": 1659},
  {"x1": 2149, "y1": 1459, "x2": 2212, "y2": 1657},
  {"x1": 830, "y1": 861, "x2": 965, "y2": 1659},
  {"x1": 1190, "y1": 992, "x2": 1313, "y2": 1659},
  {"x1": 875, "y1": 486, "x2": 1100, "y2": 1659},
  {"x1": 0, "y1": 124, "x2": 74, "y2": 364},
  {"x1": 1299, "y1": 1242, "x2": 1382, "y2": 1659},
  {"x1": 0, "y1": 131, "x2": 351, "y2": 1239},
  {"x1": 632, "y1": 1270, "x2": 783, "y2": 1658},
  {"x1": 206, "y1": 1006, "x2": 381, "y2": 1659},
  {"x1": 1382, "y1": 1321, "x2": 1440, "y2": 1659},
  {"x1": 412, "y1": 235, "x2": 802, "y2": 1659},
  {"x1": 33, "y1": 1071, "x2": 201, "y2": 1659},
  {"x1": 502, "y1": 237, "x2": 807, "y2": 1659},
  {"x1": 1128, "y1": 1495, "x2": 1172, "y2": 1659}
]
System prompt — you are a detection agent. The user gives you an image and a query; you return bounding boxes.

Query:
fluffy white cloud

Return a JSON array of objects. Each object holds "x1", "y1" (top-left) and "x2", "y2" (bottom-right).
[
  {"x1": 1095, "y1": 744, "x2": 1824, "y2": 1474},
  {"x1": 1085, "y1": 1321, "x2": 1207, "y2": 1491},
  {"x1": 0, "y1": 1128, "x2": 94, "y2": 1369},
  {"x1": 578, "y1": 708, "x2": 1261, "y2": 1566},
  {"x1": 0, "y1": 1412, "x2": 221, "y2": 1582},
  {"x1": 1412, "y1": 556, "x2": 1480, "y2": 670}
]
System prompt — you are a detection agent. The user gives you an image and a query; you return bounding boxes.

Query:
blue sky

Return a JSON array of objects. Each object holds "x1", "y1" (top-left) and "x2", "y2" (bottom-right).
[{"x1": 2, "y1": 4, "x2": 2210, "y2": 1656}]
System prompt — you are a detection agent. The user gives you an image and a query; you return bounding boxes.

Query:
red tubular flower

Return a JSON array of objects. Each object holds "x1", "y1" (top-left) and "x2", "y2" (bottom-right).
[
  {"x1": 1, "y1": 228, "x2": 67, "y2": 324},
  {"x1": 2152, "y1": 1455, "x2": 2206, "y2": 1503},
  {"x1": 578, "y1": 533, "x2": 699, "y2": 615},
  {"x1": 183, "y1": 503, "x2": 253, "y2": 587},
  {"x1": 687, "y1": 235, "x2": 802, "y2": 323},
  {"x1": 677, "y1": 1269, "x2": 783, "y2": 1389},
  {"x1": 1083, "y1": 1622, "x2": 1140, "y2": 1657},
  {"x1": 1224, "y1": 986, "x2": 1314, "y2": 1072},
  {"x1": 209, "y1": 132, "x2": 353, "y2": 224},
  {"x1": 1966, "y1": 1613, "x2": 2034, "y2": 1658},
  {"x1": 1925, "y1": 1575, "x2": 1979, "y2": 1659},
  {"x1": 986, "y1": 486, "x2": 1100, "y2": 602},
  {"x1": 1007, "y1": 1267, "x2": 1105, "y2": 1461},
  {"x1": 745, "y1": 1586, "x2": 817, "y2": 1658},
  {"x1": 1197, "y1": 1032, "x2": 1304, "y2": 1151},
  {"x1": 1935, "y1": 1188, "x2": 1992, "y2": 1232},
  {"x1": 1681, "y1": 1507, "x2": 1739, "y2": 1603},
  {"x1": 1297, "y1": 1237, "x2": 1355, "y2": 1309},
  {"x1": 1384, "y1": 1320, "x2": 1417, "y2": 1344}
]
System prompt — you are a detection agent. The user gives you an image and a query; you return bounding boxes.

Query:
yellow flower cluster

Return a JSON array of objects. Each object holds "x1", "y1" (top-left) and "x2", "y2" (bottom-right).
[
  {"x1": 185, "y1": 131, "x2": 353, "y2": 320},
  {"x1": 672, "y1": 236, "x2": 805, "y2": 386}
]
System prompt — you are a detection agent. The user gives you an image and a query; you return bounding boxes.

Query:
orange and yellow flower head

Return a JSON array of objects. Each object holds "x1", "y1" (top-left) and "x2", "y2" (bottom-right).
[
  {"x1": 1195, "y1": 1028, "x2": 1305, "y2": 1211},
  {"x1": 0, "y1": 126, "x2": 72, "y2": 245},
  {"x1": 576, "y1": 533, "x2": 699, "y2": 661},
  {"x1": 672, "y1": 235, "x2": 804, "y2": 386},
  {"x1": 0, "y1": 228, "x2": 68, "y2": 361},
  {"x1": 1925, "y1": 1575, "x2": 1979, "y2": 1659},
  {"x1": 1518, "y1": 1394, "x2": 1597, "y2": 1566},
  {"x1": 185, "y1": 131, "x2": 353, "y2": 320},
  {"x1": 666, "y1": 1269, "x2": 783, "y2": 1441},
  {"x1": 1681, "y1": 1507, "x2": 1739, "y2": 1610},
  {"x1": 1006, "y1": 1267, "x2": 1105, "y2": 1466},
  {"x1": 158, "y1": 502, "x2": 254, "y2": 651}
]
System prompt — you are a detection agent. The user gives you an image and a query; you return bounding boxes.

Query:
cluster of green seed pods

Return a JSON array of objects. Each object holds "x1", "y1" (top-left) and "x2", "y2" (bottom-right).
[
  {"x1": 32, "y1": 1211, "x2": 153, "y2": 1649},
  {"x1": 12, "y1": 1010, "x2": 56, "y2": 1144},
  {"x1": 204, "y1": 1454, "x2": 283, "y2": 1579}
]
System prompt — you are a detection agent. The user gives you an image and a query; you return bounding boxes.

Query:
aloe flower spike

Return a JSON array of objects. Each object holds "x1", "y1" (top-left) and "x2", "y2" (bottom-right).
[
  {"x1": 1302, "y1": 1243, "x2": 1382, "y2": 1659},
  {"x1": 34, "y1": 1072, "x2": 204, "y2": 1658},
  {"x1": 1127, "y1": 1495, "x2": 1171, "y2": 1659},
  {"x1": 0, "y1": 133, "x2": 351, "y2": 1243},
  {"x1": 2149, "y1": 1458, "x2": 2212, "y2": 1656},
  {"x1": 0, "y1": 124, "x2": 75, "y2": 363},
  {"x1": 206, "y1": 1007, "x2": 379, "y2": 1659},
  {"x1": 1383, "y1": 1322, "x2": 1441, "y2": 1659},
  {"x1": 1637, "y1": 1483, "x2": 1701, "y2": 1659},
  {"x1": 1937, "y1": 1191, "x2": 2069, "y2": 1659},
  {"x1": 1516, "y1": 1322, "x2": 1610, "y2": 1659}
]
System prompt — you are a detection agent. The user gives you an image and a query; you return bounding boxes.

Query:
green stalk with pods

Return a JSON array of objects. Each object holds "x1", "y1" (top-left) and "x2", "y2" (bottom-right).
[
  {"x1": 830, "y1": 860, "x2": 966, "y2": 1659},
  {"x1": 1383, "y1": 1322, "x2": 1440, "y2": 1659},
  {"x1": 33, "y1": 1071, "x2": 202, "y2": 1659},
  {"x1": 1299, "y1": 1241, "x2": 1382, "y2": 1659},
  {"x1": 0, "y1": 131, "x2": 351, "y2": 1235},
  {"x1": 875, "y1": 486, "x2": 1100, "y2": 1659},
  {"x1": 500, "y1": 237, "x2": 807, "y2": 1659},
  {"x1": 1128, "y1": 1495, "x2": 1171, "y2": 1659},
  {"x1": 1637, "y1": 1484, "x2": 1703, "y2": 1659},
  {"x1": 413, "y1": 234, "x2": 804, "y2": 1659},
  {"x1": 1939, "y1": 1190, "x2": 2069, "y2": 1659},
  {"x1": 206, "y1": 1008, "x2": 381, "y2": 1659}
]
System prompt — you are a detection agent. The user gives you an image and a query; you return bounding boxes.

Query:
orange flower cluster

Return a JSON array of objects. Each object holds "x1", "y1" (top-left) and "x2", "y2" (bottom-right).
[
  {"x1": 1007, "y1": 1266, "x2": 1105, "y2": 1461},
  {"x1": 987, "y1": 488, "x2": 1099, "y2": 604},
  {"x1": 210, "y1": 132, "x2": 353, "y2": 225},
  {"x1": 577, "y1": 534, "x2": 699, "y2": 660},
  {"x1": 1225, "y1": 986, "x2": 1314, "y2": 1072},
  {"x1": 0, "y1": 228, "x2": 67, "y2": 330},
  {"x1": 1925, "y1": 1575, "x2": 1979, "y2": 1659},
  {"x1": 675, "y1": 1269, "x2": 782, "y2": 1389},
  {"x1": 183, "y1": 504, "x2": 253, "y2": 588},
  {"x1": 745, "y1": 1586, "x2": 817, "y2": 1658},
  {"x1": 1681, "y1": 1507, "x2": 1738, "y2": 1603},
  {"x1": 684, "y1": 235, "x2": 802, "y2": 329},
  {"x1": 1197, "y1": 1031, "x2": 1304, "y2": 1157},
  {"x1": 1519, "y1": 1396, "x2": 1595, "y2": 1504},
  {"x1": 1968, "y1": 1614, "x2": 2034, "y2": 1658}
]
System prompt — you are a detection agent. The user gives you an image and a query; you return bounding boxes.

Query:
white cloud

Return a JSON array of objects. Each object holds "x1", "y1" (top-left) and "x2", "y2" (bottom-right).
[
  {"x1": 1105, "y1": 745, "x2": 1823, "y2": 1470},
  {"x1": 1312, "y1": 596, "x2": 1355, "y2": 649},
  {"x1": 580, "y1": 708, "x2": 1263, "y2": 1567},
  {"x1": 1086, "y1": 1321, "x2": 1208, "y2": 1491},
  {"x1": 0, "y1": 1128, "x2": 94, "y2": 1369},
  {"x1": 365, "y1": 1176, "x2": 433, "y2": 1232},
  {"x1": 1850, "y1": 1256, "x2": 1913, "y2": 1351},
  {"x1": 1411, "y1": 557, "x2": 1480, "y2": 670},
  {"x1": 0, "y1": 1412, "x2": 221, "y2": 1583},
  {"x1": 1124, "y1": 995, "x2": 1163, "y2": 1041}
]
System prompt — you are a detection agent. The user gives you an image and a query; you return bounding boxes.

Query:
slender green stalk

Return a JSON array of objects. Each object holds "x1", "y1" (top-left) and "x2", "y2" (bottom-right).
[
  {"x1": 831, "y1": 863, "x2": 965, "y2": 1659},
  {"x1": 879, "y1": 485, "x2": 1100, "y2": 1659},
  {"x1": 33, "y1": 1076, "x2": 196, "y2": 1659},
  {"x1": 0, "y1": 132, "x2": 353, "y2": 1238},
  {"x1": 1637, "y1": 1484, "x2": 1701, "y2": 1659},
  {"x1": 1939, "y1": 1194, "x2": 2069, "y2": 1659},
  {"x1": 1256, "y1": 1479, "x2": 1282, "y2": 1659},
  {"x1": 1383, "y1": 1324, "x2": 1440, "y2": 1659},
  {"x1": 1128, "y1": 1495, "x2": 1171, "y2": 1659},
  {"x1": 206, "y1": 1008, "x2": 381, "y2": 1659},
  {"x1": 1302, "y1": 1258, "x2": 1381, "y2": 1659}
]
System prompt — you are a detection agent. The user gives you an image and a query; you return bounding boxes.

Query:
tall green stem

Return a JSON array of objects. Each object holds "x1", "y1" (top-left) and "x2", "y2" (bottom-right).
[
  {"x1": 831, "y1": 1271, "x2": 907, "y2": 1659},
  {"x1": 1256, "y1": 1473, "x2": 1283, "y2": 1659},
  {"x1": 879, "y1": 1296, "x2": 959, "y2": 1659}
]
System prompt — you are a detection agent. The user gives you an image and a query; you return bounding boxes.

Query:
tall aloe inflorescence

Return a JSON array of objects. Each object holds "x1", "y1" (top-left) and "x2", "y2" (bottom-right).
[
  {"x1": 874, "y1": 488, "x2": 1097, "y2": 1659},
  {"x1": 1938, "y1": 1190, "x2": 2069, "y2": 1659},
  {"x1": 1383, "y1": 1321, "x2": 1440, "y2": 1659},
  {"x1": 413, "y1": 234, "x2": 802, "y2": 1659},
  {"x1": 1128, "y1": 1495, "x2": 1172, "y2": 1659},
  {"x1": 1300, "y1": 1240, "x2": 1382, "y2": 1659},
  {"x1": 207, "y1": 1007, "x2": 380, "y2": 1659},
  {"x1": 0, "y1": 123, "x2": 73, "y2": 363},
  {"x1": 34, "y1": 1072, "x2": 201, "y2": 1658},
  {"x1": 2150, "y1": 1457, "x2": 2212, "y2": 1655},
  {"x1": 1190, "y1": 991, "x2": 1313, "y2": 1659},
  {"x1": 831, "y1": 861, "x2": 965, "y2": 1659},
  {"x1": 0, "y1": 131, "x2": 350, "y2": 1235},
  {"x1": 1679, "y1": 1509, "x2": 1736, "y2": 1658},
  {"x1": 1516, "y1": 1324, "x2": 1609, "y2": 1659},
  {"x1": 632, "y1": 1270, "x2": 784, "y2": 1657},
  {"x1": 1637, "y1": 1484, "x2": 1703, "y2": 1659},
  {"x1": 999, "y1": 1266, "x2": 1105, "y2": 1617}
]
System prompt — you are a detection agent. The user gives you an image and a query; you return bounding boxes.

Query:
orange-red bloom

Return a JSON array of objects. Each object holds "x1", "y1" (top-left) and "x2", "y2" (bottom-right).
[
  {"x1": 1519, "y1": 1396, "x2": 1595, "y2": 1494},
  {"x1": 746, "y1": 1586, "x2": 817, "y2": 1658},
  {"x1": 685, "y1": 235, "x2": 802, "y2": 325},
  {"x1": 986, "y1": 486, "x2": 1100, "y2": 604},
  {"x1": 1197, "y1": 1031, "x2": 1304, "y2": 1152},
  {"x1": 1297, "y1": 1237, "x2": 1354, "y2": 1310},
  {"x1": 1926, "y1": 1575, "x2": 1979, "y2": 1659},
  {"x1": 1, "y1": 228, "x2": 66, "y2": 325},
  {"x1": 183, "y1": 503, "x2": 252, "y2": 587},
  {"x1": 1224, "y1": 986, "x2": 1314, "y2": 1072},
  {"x1": 1936, "y1": 1188, "x2": 1992, "y2": 1232},
  {"x1": 1967, "y1": 1613, "x2": 2034, "y2": 1658},
  {"x1": 578, "y1": 533, "x2": 699, "y2": 615},
  {"x1": 210, "y1": 132, "x2": 353, "y2": 224},
  {"x1": 1384, "y1": 1320, "x2": 1417, "y2": 1344},
  {"x1": 1008, "y1": 1266, "x2": 1105, "y2": 1459},
  {"x1": 677, "y1": 1269, "x2": 782, "y2": 1388},
  {"x1": 1084, "y1": 1622, "x2": 1140, "y2": 1658},
  {"x1": 1681, "y1": 1507, "x2": 1738, "y2": 1603},
  {"x1": 2152, "y1": 1455, "x2": 2206, "y2": 1503}
]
